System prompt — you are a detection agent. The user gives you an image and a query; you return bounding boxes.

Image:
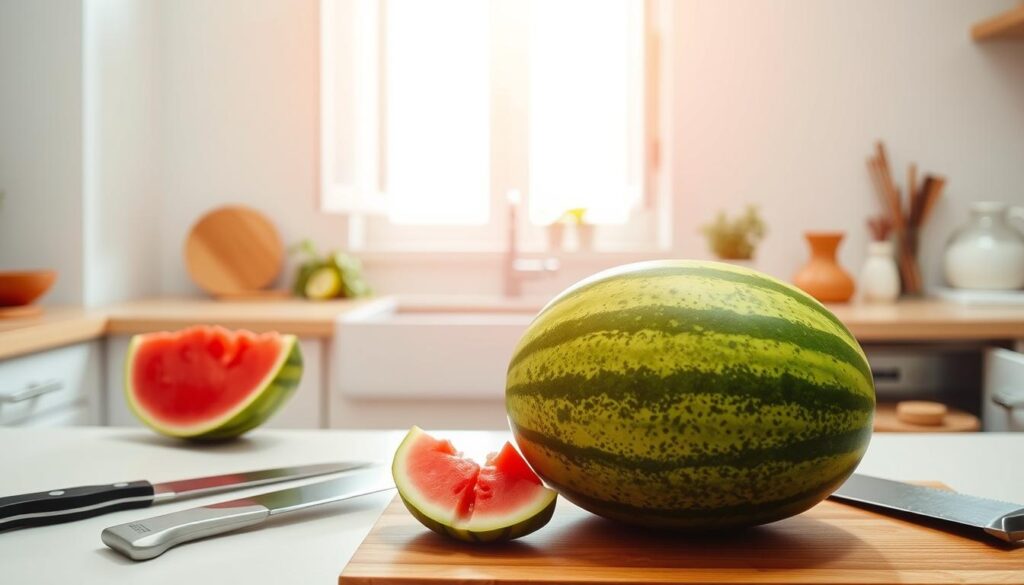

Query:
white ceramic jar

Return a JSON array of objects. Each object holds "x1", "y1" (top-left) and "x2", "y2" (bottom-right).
[
  {"x1": 858, "y1": 241, "x2": 901, "y2": 303},
  {"x1": 944, "y1": 202, "x2": 1024, "y2": 290}
]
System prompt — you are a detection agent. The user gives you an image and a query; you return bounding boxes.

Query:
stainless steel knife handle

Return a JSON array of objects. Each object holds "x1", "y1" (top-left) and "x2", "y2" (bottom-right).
[
  {"x1": 101, "y1": 504, "x2": 270, "y2": 560},
  {"x1": 984, "y1": 509, "x2": 1024, "y2": 543}
]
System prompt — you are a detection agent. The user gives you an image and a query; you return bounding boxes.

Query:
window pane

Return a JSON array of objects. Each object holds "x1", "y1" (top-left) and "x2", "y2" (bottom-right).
[
  {"x1": 385, "y1": 0, "x2": 490, "y2": 225},
  {"x1": 528, "y1": 0, "x2": 644, "y2": 225}
]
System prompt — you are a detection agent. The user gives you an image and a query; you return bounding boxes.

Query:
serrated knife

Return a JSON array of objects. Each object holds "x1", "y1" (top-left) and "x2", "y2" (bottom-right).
[
  {"x1": 831, "y1": 473, "x2": 1024, "y2": 543},
  {"x1": 102, "y1": 467, "x2": 395, "y2": 560},
  {"x1": 0, "y1": 461, "x2": 372, "y2": 530}
]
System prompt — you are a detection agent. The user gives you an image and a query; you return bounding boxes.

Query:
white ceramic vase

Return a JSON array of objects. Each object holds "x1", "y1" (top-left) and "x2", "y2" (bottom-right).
[
  {"x1": 944, "y1": 202, "x2": 1024, "y2": 290},
  {"x1": 858, "y1": 241, "x2": 900, "y2": 303}
]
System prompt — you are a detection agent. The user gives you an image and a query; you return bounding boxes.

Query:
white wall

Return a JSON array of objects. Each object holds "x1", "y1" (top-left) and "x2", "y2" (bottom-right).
[
  {"x1": 2, "y1": 1, "x2": 1023, "y2": 302},
  {"x1": 83, "y1": 0, "x2": 162, "y2": 305},
  {"x1": 672, "y1": 0, "x2": 1024, "y2": 286},
  {"x1": 158, "y1": 0, "x2": 345, "y2": 296},
  {"x1": 0, "y1": 0, "x2": 162, "y2": 307},
  {"x1": 0, "y1": 0, "x2": 85, "y2": 305},
  {"x1": 152, "y1": 0, "x2": 1024, "y2": 297}
]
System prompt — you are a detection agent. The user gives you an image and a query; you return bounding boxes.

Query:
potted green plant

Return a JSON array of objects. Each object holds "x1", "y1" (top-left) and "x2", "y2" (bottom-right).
[{"x1": 700, "y1": 205, "x2": 766, "y2": 262}]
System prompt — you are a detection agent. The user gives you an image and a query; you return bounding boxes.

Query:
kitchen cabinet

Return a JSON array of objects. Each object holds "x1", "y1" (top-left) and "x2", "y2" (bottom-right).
[
  {"x1": 16, "y1": 404, "x2": 98, "y2": 427},
  {"x1": 0, "y1": 341, "x2": 103, "y2": 427},
  {"x1": 103, "y1": 335, "x2": 326, "y2": 429},
  {"x1": 982, "y1": 347, "x2": 1024, "y2": 431}
]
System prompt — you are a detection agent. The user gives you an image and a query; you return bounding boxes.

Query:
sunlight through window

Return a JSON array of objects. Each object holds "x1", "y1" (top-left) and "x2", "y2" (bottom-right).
[
  {"x1": 384, "y1": 0, "x2": 490, "y2": 225},
  {"x1": 322, "y1": 0, "x2": 660, "y2": 248},
  {"x1": 528, "y1": 0, "x2": 644, "y2": 226}
]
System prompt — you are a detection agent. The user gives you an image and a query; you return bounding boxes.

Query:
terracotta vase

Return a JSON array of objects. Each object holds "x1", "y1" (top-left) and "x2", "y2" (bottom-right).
[{"x1": 793, "y1": 232, "x2": 855, "y2": 303}]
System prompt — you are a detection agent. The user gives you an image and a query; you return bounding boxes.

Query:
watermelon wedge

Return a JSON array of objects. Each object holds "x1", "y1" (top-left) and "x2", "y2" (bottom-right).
[
  {"x1": 125, "y1": 326, "x2": 302, "y2": 440},
  {"x1": 392, "y1": 426, "x2": 557, "y2": 542}
]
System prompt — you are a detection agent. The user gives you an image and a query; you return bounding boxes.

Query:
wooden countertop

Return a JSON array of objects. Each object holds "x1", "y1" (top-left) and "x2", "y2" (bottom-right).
[
  {"x1": 0, "y1": 297, "x2": 1023, "y2": 360},
  {"x1": 103, "y1": 297, "x2": 372, "y2": 336},
  {"x1": 0, "y1": 298, "x2": 370, "y2": 359},
  {"x1": 829, "y1": 299, "x2": 1024, "y2": 341},
  {"x1": 0, "y1": 307, "x2": 108, "y2": 360}
]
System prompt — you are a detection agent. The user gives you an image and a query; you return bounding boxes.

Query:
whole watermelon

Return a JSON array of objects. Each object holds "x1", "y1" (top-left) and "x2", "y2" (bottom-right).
[{"x1": 505, "y1": 260, "x2": 874, "y2": 530}]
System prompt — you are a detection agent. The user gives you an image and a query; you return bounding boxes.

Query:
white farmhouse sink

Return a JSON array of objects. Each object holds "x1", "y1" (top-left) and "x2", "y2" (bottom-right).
[{"x1": 333, "y1": 297, "x2": 545, "y2": 400}]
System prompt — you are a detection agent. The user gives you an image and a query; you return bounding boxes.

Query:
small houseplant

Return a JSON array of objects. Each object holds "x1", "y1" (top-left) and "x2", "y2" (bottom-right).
[{"x1": 701, "y1": 205, "x2": 766, "y2": 261}]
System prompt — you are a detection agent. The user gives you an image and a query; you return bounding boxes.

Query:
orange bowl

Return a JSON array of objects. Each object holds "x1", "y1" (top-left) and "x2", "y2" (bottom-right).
[{"x1": 0, "y1": 270, "x2": 57, "y2": 306}]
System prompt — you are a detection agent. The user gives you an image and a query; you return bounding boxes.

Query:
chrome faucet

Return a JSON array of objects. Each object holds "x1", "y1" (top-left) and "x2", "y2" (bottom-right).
[{"x1": 503, "y1": 190, "x2": 560, "y2": 297}]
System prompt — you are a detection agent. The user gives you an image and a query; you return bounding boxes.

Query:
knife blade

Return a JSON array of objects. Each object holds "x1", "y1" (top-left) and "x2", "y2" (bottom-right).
[
  {"x1": 831, "y1": 473, "x2": 1024, "y2": 543},
  {"x1": 0, "y1": 461, "x2": 372, "y2": 530},
  {"x1": 101, "y1": 467, "x2": 396, "y2": 560}
]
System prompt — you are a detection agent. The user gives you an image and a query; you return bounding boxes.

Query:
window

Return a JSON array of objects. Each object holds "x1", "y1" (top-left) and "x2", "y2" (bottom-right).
[
  {"x1": 321, "y1": 0, "x2": 669, "y2": 251},
  {"x1": 527, "y1": 0, "x2": 643, "y2": 226},
  {"x1": 385, "y1": 0, "x2": 490, "y2": 225}
]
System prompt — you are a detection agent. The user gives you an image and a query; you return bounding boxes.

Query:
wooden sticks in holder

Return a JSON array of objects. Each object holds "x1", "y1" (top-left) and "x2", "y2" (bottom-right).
[{"x1": 866, "y1": 142, "x2": 946, "y2": 296}]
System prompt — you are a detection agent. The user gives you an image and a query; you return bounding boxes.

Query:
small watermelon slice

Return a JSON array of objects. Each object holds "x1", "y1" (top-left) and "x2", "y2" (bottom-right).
[
  {"x1": 392, "y1": 426, "x2": 557, "y2": 542},
  {"x1": 125, "y1": 326, "x2": 302, "y2": 440}
]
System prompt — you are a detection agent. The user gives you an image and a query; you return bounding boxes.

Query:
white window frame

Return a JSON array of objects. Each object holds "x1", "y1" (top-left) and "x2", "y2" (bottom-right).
[{"x1": 320, "y1": 0, "x2": 674, "y2": 254}]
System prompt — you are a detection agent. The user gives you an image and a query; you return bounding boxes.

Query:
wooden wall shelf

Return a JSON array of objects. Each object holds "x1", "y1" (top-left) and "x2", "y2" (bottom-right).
[{"x1": 972, "y1": 3, "x2": 1024, "y2": 41}]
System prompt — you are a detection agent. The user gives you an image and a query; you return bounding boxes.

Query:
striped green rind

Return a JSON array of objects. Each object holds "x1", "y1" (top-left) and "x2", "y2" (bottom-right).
[
  {"x1": 505, "y1": 260, "x2": 874, "y2": 529},
  {"x1": 399, "y1": 494, "x2": 557, "y2": 543},
  {"x1": 536, "y1": 471, "x2": 849, "y2": 530},
  {"x1": 126, "y1": 334, "x2": 302, "y2": 441}
]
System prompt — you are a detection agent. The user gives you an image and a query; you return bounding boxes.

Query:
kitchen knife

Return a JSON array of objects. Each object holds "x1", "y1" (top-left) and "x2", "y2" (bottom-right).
[
  {"x1": 102, "y1": 468, "x2": 395, "y2": 560},
  {"x1": 0, "y1": 461, "x2": 372, "y2": 530},
  {"x1": 831, "y1": 473, "x2": 1024, "y2": 543}
]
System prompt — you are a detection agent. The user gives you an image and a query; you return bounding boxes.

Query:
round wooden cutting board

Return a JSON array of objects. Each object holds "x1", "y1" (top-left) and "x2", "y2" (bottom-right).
[{"x1": 184, "y1": 206, "x2": 284, "y2": 297}]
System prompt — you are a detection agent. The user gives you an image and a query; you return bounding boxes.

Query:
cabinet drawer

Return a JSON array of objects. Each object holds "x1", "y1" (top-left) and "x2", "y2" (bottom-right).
[
  {"x1": 0, "y1": 342, "x2": 103, "y2": 426},
  {"x1": 9, "y1": 403, "x2": 96, "y2": 427},
  {"x1": 982, "y1": 347, "x2": 1024, "y2": 432}
]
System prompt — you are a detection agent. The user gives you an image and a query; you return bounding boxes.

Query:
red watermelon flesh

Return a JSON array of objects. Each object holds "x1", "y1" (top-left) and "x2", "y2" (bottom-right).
[
  {"x1": 126, "y1": 326, "x2": 302, "y2": 439},
  {"x1": 392, "y1": 427, "x2": 557, "y2": 542},
  {"x1": 400, "y1": 432, "x2": 481, "y2": 521},
  {"x1": 473, "y1": 443, "x2": 552, "y2": 523}
]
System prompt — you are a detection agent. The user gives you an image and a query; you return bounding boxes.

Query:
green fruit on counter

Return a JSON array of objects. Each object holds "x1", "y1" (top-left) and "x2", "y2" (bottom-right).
[
  {"x1": 304, "y1": 266, "x2": 343, "y2": 300},
  {"x1": 505, "y1": 260, "x2": 875, "y2": 530},
  {"x1": 290, "y1": 240, "x2": 371, "y2": 299}
]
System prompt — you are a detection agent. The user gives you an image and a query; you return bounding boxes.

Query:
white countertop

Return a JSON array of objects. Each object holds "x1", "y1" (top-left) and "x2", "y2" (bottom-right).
[{"x1": 2, "y1": 427, "x2": 1023, "y2": 584}]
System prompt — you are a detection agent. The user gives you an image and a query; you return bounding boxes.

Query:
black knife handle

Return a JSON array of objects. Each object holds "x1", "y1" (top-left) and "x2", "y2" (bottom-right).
[{"x1": 0, "y1": 480, "x2": 155, "y2": 530}]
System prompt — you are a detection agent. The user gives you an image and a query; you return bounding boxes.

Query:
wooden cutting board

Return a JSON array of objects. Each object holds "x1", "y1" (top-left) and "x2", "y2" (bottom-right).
[
  {"x1": 340, "y1": 485, "x2": 1023, "y2": 585},
  {"x1": 874, "y1": 403, "x2": 980, "y2": 433},
  {"x1": 183, "y1": 206, "x2": 284, "y2": 297}
]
